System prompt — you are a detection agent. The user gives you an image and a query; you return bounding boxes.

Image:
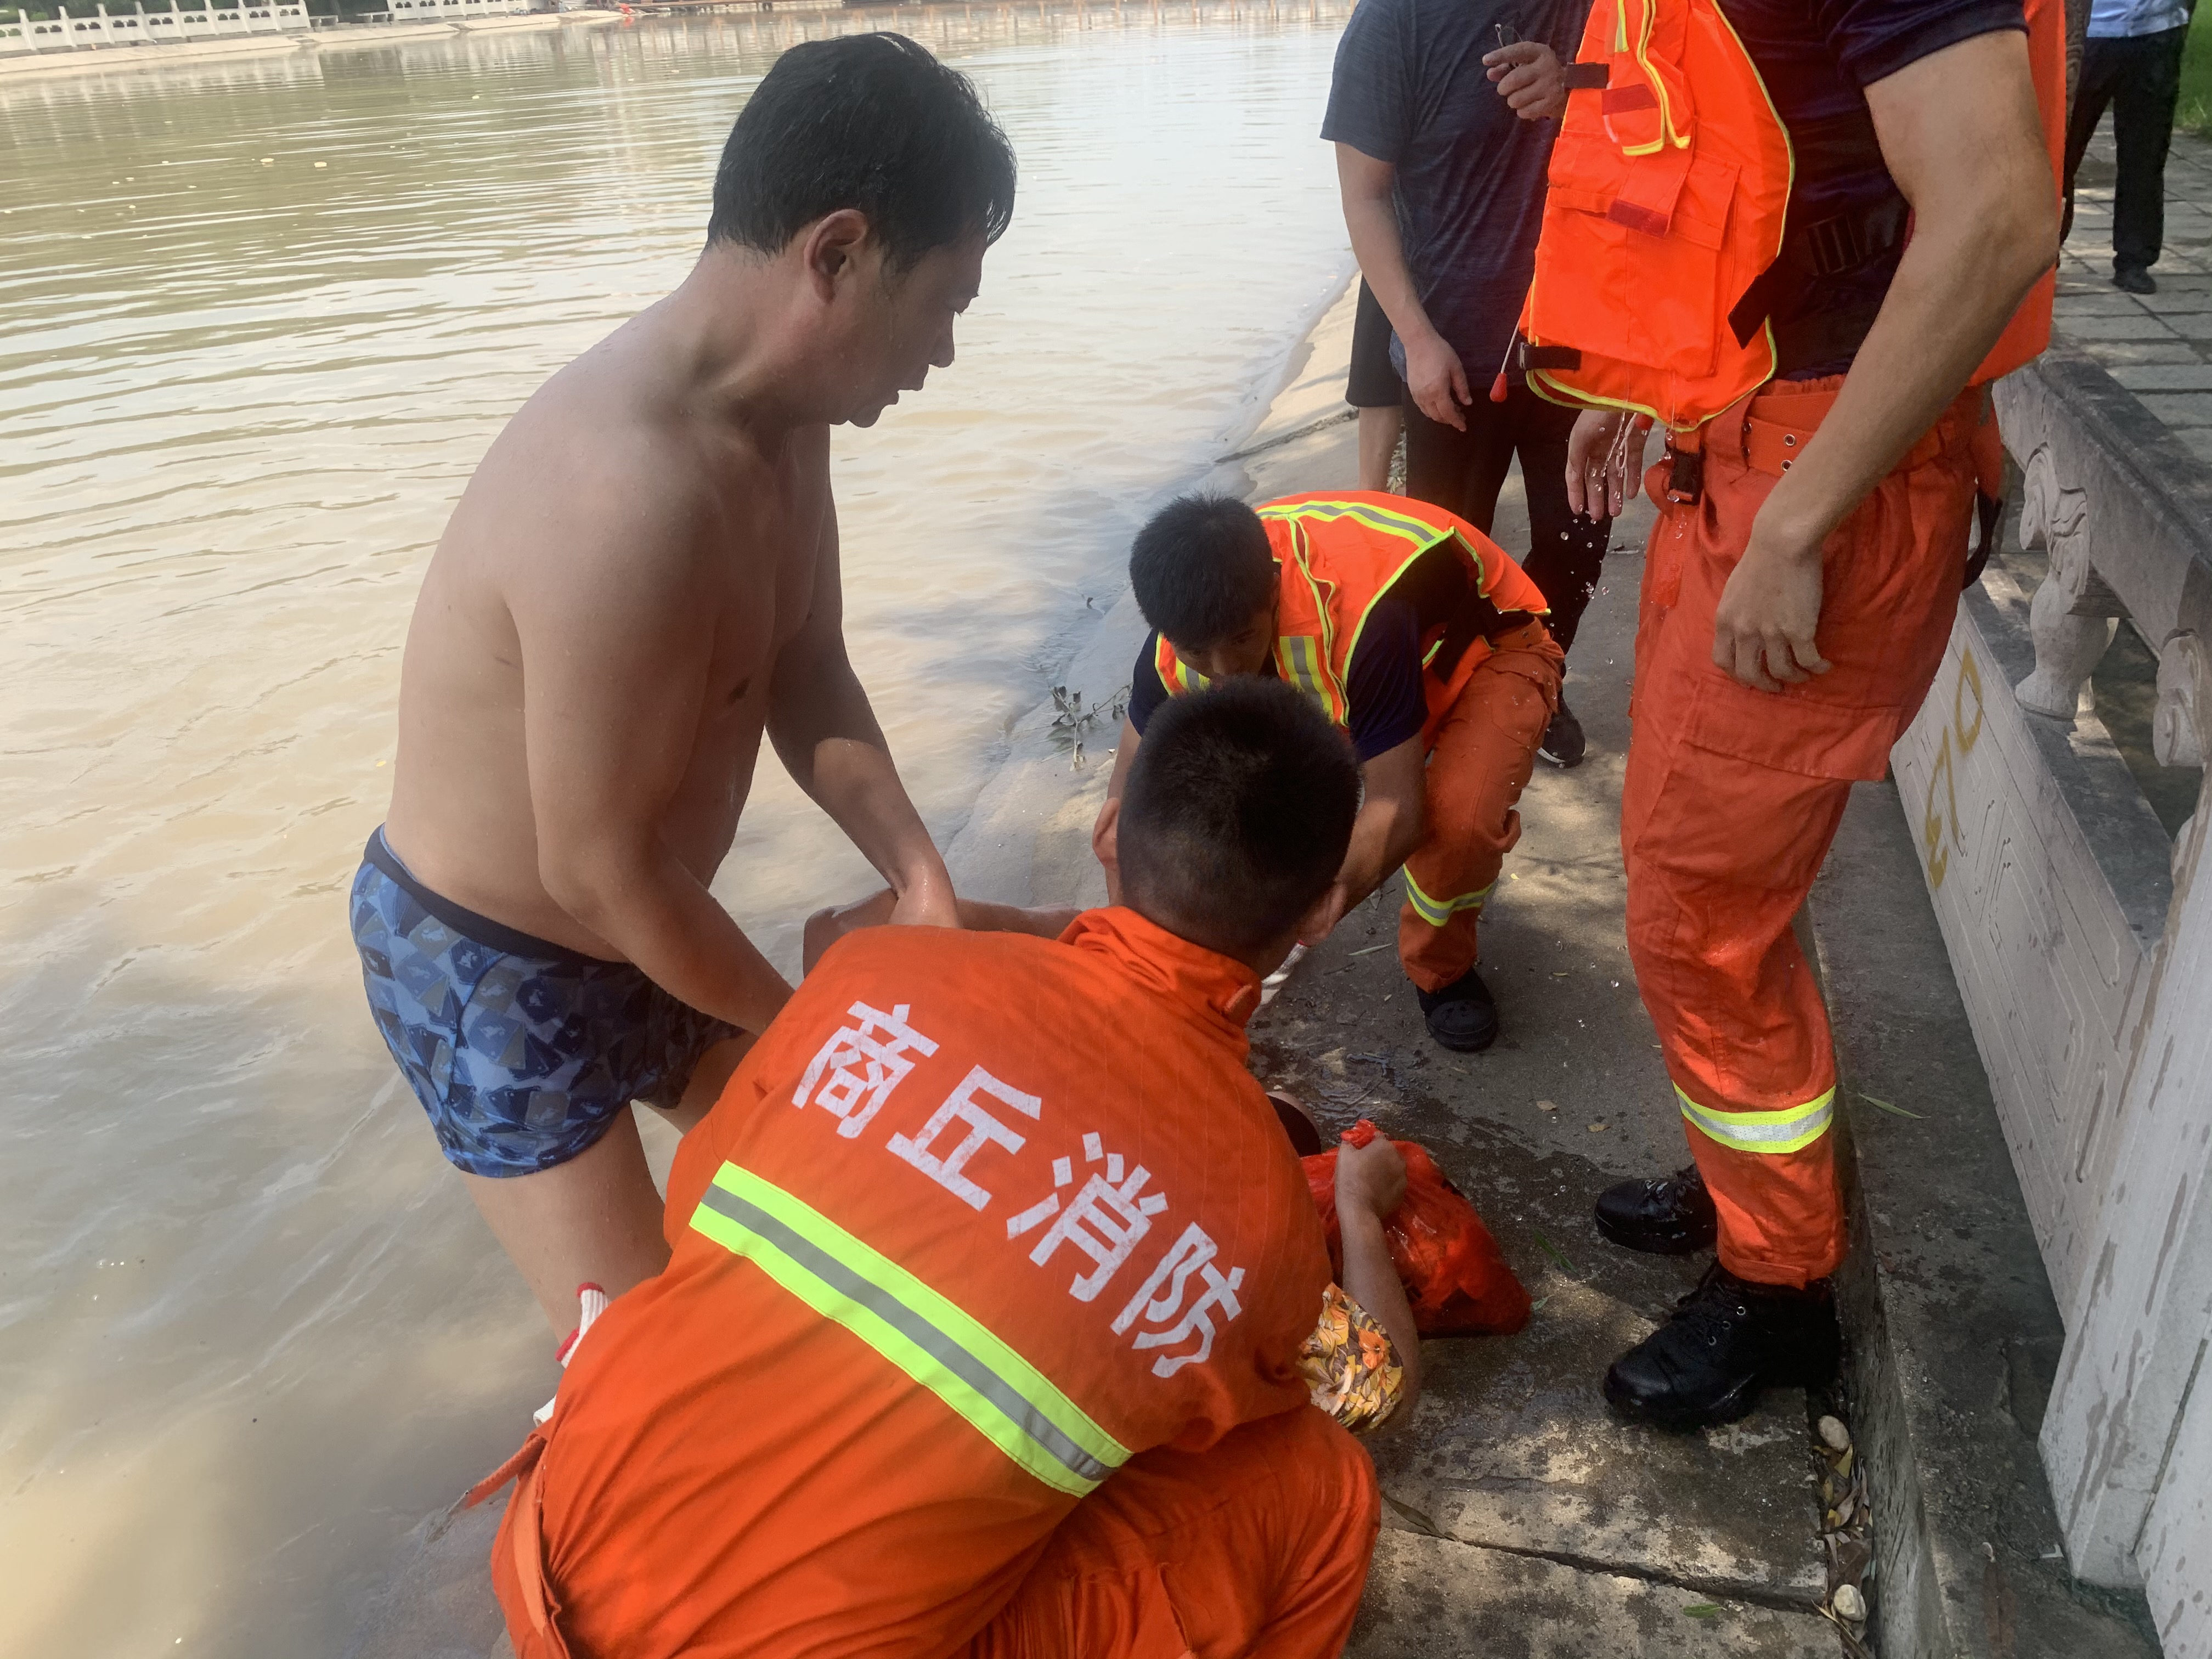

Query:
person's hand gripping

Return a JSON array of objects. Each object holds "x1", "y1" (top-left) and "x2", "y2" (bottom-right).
[
  {"x1": 1483, "y1": 40, "x2": 1568, "y2": 121},
  {"x1": 1335, "y1": 1132, "x2": 1409, "y2": 1222}
]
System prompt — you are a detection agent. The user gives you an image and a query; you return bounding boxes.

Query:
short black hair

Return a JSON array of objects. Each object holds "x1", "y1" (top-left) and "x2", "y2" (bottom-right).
[
  {"x1": 1129, "y1": 493, "x2": 1279, "y2": 651},
  {"x1": 1118, "y1": 679, "x2": 1359, "y2": 958},
  {"x1": 707, "y1": 33, "x2": 1017, "y2": 270}
]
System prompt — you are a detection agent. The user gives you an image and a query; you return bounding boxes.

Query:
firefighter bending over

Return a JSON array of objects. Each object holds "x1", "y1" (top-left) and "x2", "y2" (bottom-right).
[
  {"x1": 475, "y1": 679, "x2": 1421, "y2": 1659},
  {"x1": 1100, "y1": 489, "x2": 1562, "y2": 1055}
]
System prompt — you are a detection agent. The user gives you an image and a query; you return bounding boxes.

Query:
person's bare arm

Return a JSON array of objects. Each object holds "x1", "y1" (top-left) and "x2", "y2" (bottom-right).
[
  {"x1": 767, "y1": 483, "x2": 959, "y2": 927},
  {"x1": 1336, "y1": 144, "x2": 1470, "y2": 430},
  {"x1": 1714, "y1": 29, "x2": 2057, "y2": 692},
  {"x1": 1091, "y1": 716, "x2": 1143, "y2": 906},
  {"x1": 802, "y1": 890, "x2": 1080, "y2": 974},
  {"x1": 1307, "y1": 735, "x2": 1423, "y2": 941},
  {"x1": 521, "y1": 496, "x2": 794, "y2": 1036},
  {"x1": 1335, "y1": 1136, "x2": 1422, "y2": 1418}
]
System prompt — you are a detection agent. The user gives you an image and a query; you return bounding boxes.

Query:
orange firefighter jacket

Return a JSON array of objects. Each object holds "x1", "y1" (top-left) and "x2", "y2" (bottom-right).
[
  {"x1": 1515, "y1": 0, "x2": 2066, "y2": 431},
  {"x1": 1154, "y1": 491, "x2": 1553, "y2": 750},
  {"x1": 496, "y1": 909, "x2": 1334, "y2": 1659}
]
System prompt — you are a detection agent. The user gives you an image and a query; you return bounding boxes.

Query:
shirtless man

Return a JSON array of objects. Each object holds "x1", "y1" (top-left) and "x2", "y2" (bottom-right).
[{"x1": 348, "y1": 32, "x2": 1018, "y2": 1333}]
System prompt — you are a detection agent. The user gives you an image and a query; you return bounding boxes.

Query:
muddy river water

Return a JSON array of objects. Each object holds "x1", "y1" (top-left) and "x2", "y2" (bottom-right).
[{"x1": 0, "y1": 5, "x2": 1355, "y2": 1651}]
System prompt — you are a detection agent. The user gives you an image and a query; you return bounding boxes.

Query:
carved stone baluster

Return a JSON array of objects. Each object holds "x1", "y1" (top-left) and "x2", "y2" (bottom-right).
[
  {"x1": 2154, "y1": 632, "x2": 2209, "y2": 872},
  {"x1": 2153, "y1": 632, "x2": 2207, "y2": 769},
  {"x1": 2013, "y1": 444, "x2": 2128, "y2": 721}
]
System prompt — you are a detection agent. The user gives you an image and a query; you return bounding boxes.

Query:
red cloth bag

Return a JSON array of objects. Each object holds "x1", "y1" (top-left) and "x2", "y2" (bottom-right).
[{"x1": 1303, "y1": 1121, "x2": 1531, "y2": 1336}]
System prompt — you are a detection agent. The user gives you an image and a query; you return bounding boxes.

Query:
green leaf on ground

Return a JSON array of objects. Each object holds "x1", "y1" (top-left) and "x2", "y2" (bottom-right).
[
  {"x1": 1529, "y1": 1295, "x2": 1551, "y2": 1313},
  {"x1": 1533, "y1": 1231, "x2": 1578, "y2": 1276},
  {"x1": 1858, "y1": 1092, "x2": 1926, "y2": 1120},
  {"x1": 1682, "y1": 1604, "x2": 1723, "y2": 1620}
]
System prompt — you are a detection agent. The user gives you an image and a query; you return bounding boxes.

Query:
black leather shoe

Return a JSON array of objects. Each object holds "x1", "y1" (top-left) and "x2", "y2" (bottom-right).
[
  {"x1": 1604, "y1": 1263, "x2": 1841, "y2": 1430},
  {"x1": 2114, "y1": 263, "x2": 2157, "y2": 295},
  {"x1": 1537, "y1": 694, "x2": 1587, "y2": 769},
  {"x1": 1418, "y1": 968, "x2": 1498, "y2": 1052},
  {"x1": 1595, "y1": 1165, "x2": 1718, "y2": 1255}
]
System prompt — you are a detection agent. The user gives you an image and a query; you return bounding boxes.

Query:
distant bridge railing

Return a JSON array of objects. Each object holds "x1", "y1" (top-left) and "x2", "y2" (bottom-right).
[
  {"x1": 383, "y1": 0, "x2": 535, "y2": 18},
  {"x1": 0, "y1": 0, "x2": 311, "y2": 50},
  {"x1": 1889, "y1": 339, "x2": 2212, "y2": 1656}
]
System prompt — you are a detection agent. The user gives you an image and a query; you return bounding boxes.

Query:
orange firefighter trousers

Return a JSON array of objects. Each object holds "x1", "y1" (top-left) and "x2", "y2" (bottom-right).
[
  {"x1": 965, "y1": 1404, "x2": 1380, "y2": 1659},
  {"x1": 482, "y1": 1404, "x2": 1378, "y2": 1659},
  {"x1": 1622, "y1": 376, "x2": 1987, "y2": 1286},
  {"x1": 1398, "y1": 619, "x2": 1564, "y2": 991}
]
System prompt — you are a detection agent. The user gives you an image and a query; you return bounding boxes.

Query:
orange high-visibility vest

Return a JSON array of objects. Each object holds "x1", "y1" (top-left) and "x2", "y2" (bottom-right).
[
  {"x1": 1154, "y1": 492, "x2": 1552, "y2": 748},
  {"x1": 1515, "y1": 0, "x2": 2065, "y2": 431}
]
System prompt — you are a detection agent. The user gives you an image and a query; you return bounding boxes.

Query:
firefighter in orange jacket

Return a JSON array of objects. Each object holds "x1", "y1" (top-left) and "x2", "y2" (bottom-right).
[
  {"x1": 474, "y1": 679, "x2": 1424, "y2": 1659},
  {"x1": 1099, "y1": 490, "x2": 1562, "y2": 1053},
  {"x1": 1512, "y1": 0, "x2": 2062, "y2": 1426}
]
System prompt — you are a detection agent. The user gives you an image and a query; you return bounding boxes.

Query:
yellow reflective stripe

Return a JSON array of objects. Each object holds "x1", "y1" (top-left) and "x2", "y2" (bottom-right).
[
  {"x1": 1527, "y1": 367, "x2": 1672, "y2": 429},
  {"x1": 1403, "y1": 869, "x2": 1494, "y2": 928},
  {"x1": 1675, "y1": 1087, "x2": 1835, "y2": 1156},
  {"x1": 1158, "y1": 636, "x2": 1208, "y2": 696},
  {"x1": 689, "y1": 1163, "x2": 1128, "y2": 1496},
  {"x1": 1259, "y1": 497, "x2": 1446, "y2": 551},
  {"x1": 1278, "y1": 633, "x2": 1343, "y2": 724},
  {"x1": 1261, "y1": 498, "x2": 1479, "y2": 692}
]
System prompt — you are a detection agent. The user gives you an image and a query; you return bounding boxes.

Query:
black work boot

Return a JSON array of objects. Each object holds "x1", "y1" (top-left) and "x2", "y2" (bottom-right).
[
  {"x1": 1604, "y1": 1263, "x2": 1841, "y2": 1430},
  {"x1": 1537, "y1": 693, "x2": 1587, "y2": 769},
  {"x1": 1595, "y1": 1164, "x2": 1718, "y2": 1255},
  {"x1": 1417, "y1": 967, "x2": 1498, "y2": 1052},
  {"x1": 2114, "y1": 263, "x2": 2157, "y2": 295}
]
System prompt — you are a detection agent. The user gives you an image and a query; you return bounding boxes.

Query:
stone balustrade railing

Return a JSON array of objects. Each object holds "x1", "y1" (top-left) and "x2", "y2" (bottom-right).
[
  {"x1": 382, "y1": 0, "x2": 534, "y2": 19},
  {"x1": 0, "y1": 0, "x2": 311, "y2": 50},
  {"x1": 1889, "y1": 339, "x2": 2211, "y2": 1657}
]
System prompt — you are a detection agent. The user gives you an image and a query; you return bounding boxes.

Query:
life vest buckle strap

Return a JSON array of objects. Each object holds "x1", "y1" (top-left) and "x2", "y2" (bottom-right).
[
  {"x1": 1664, "y1": 443, "x2": 1703, "y2": 506},
  {"x1": 1517, "y1": 341, "x2": 1582, "y2": 373},
  {"x1": 1726, "y1": 196, "x2": 1908, "y2": 354},
  {"x1": 1768, "y1": 302, "x2": 1883, "y2": 376},
  {"x1": 1793, "y1": 196, "x2": 1908, "y2": 280}
]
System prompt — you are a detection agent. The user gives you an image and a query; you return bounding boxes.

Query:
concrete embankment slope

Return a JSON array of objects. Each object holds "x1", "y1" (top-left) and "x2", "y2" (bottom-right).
[
  {"x1": 936, "y1": 274, "x2": 1370, "y2": 913},
  {"x1": 0, "y1": 35, "x2": 307, "y2": 78}
]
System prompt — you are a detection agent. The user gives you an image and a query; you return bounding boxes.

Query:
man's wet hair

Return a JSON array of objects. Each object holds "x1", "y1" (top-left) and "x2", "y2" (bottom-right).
[
  {"x1": 1129, "y1": 493, "x2": 1279, "y2": 650},
  {"x1": 1118, "y1": 679, "x2": 1359, "y2": 959},
  {"x1": 708, "y1": 32, "x2": 1017, "y2": 270}
]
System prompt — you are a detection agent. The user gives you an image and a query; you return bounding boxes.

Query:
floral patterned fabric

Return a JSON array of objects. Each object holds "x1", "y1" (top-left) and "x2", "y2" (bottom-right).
[{"x1": 1299, "y1": 1284, "x2": 1406, "y2": 1435}]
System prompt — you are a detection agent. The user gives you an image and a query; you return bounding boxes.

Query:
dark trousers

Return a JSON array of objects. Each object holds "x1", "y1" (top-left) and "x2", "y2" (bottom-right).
[
  {"x1": 1402, "y1": 383, "x2": 1611, "y2": 657},
  {"x1": 2063, "y1": 25, "x2": 2189, "y2": 272}
]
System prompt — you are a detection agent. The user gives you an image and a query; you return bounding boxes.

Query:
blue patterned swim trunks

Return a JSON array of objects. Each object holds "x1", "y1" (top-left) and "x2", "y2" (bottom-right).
[{"x1": 349, "y1": 828, "x2": 739, "y2": 1178}]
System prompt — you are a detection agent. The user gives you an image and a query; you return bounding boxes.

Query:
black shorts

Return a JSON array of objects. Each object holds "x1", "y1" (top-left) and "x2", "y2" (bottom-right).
[{"x1": 1346, "y1": 278, "x2": 1403, "y2": 410}]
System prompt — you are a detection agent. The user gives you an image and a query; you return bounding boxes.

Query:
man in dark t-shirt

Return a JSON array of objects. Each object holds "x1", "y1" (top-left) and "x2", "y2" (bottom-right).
[
  {"x1": 1561, "y1": 0, "x2": 2055, "y2": 1431},
  {"x1": 1323, "y1": 0, "x2": 1611, "y2": 770}
]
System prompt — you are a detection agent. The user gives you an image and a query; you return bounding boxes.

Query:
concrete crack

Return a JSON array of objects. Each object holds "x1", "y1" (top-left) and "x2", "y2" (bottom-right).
[{"x1": 1386, "y1": 1523, "x2": 1827, "y2": 1615}]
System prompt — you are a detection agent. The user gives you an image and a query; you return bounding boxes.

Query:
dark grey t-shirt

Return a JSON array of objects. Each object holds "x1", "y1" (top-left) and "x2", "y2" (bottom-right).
[{"x1": 1321, "y1": 0, "x2": 1585, "y2": 379}]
